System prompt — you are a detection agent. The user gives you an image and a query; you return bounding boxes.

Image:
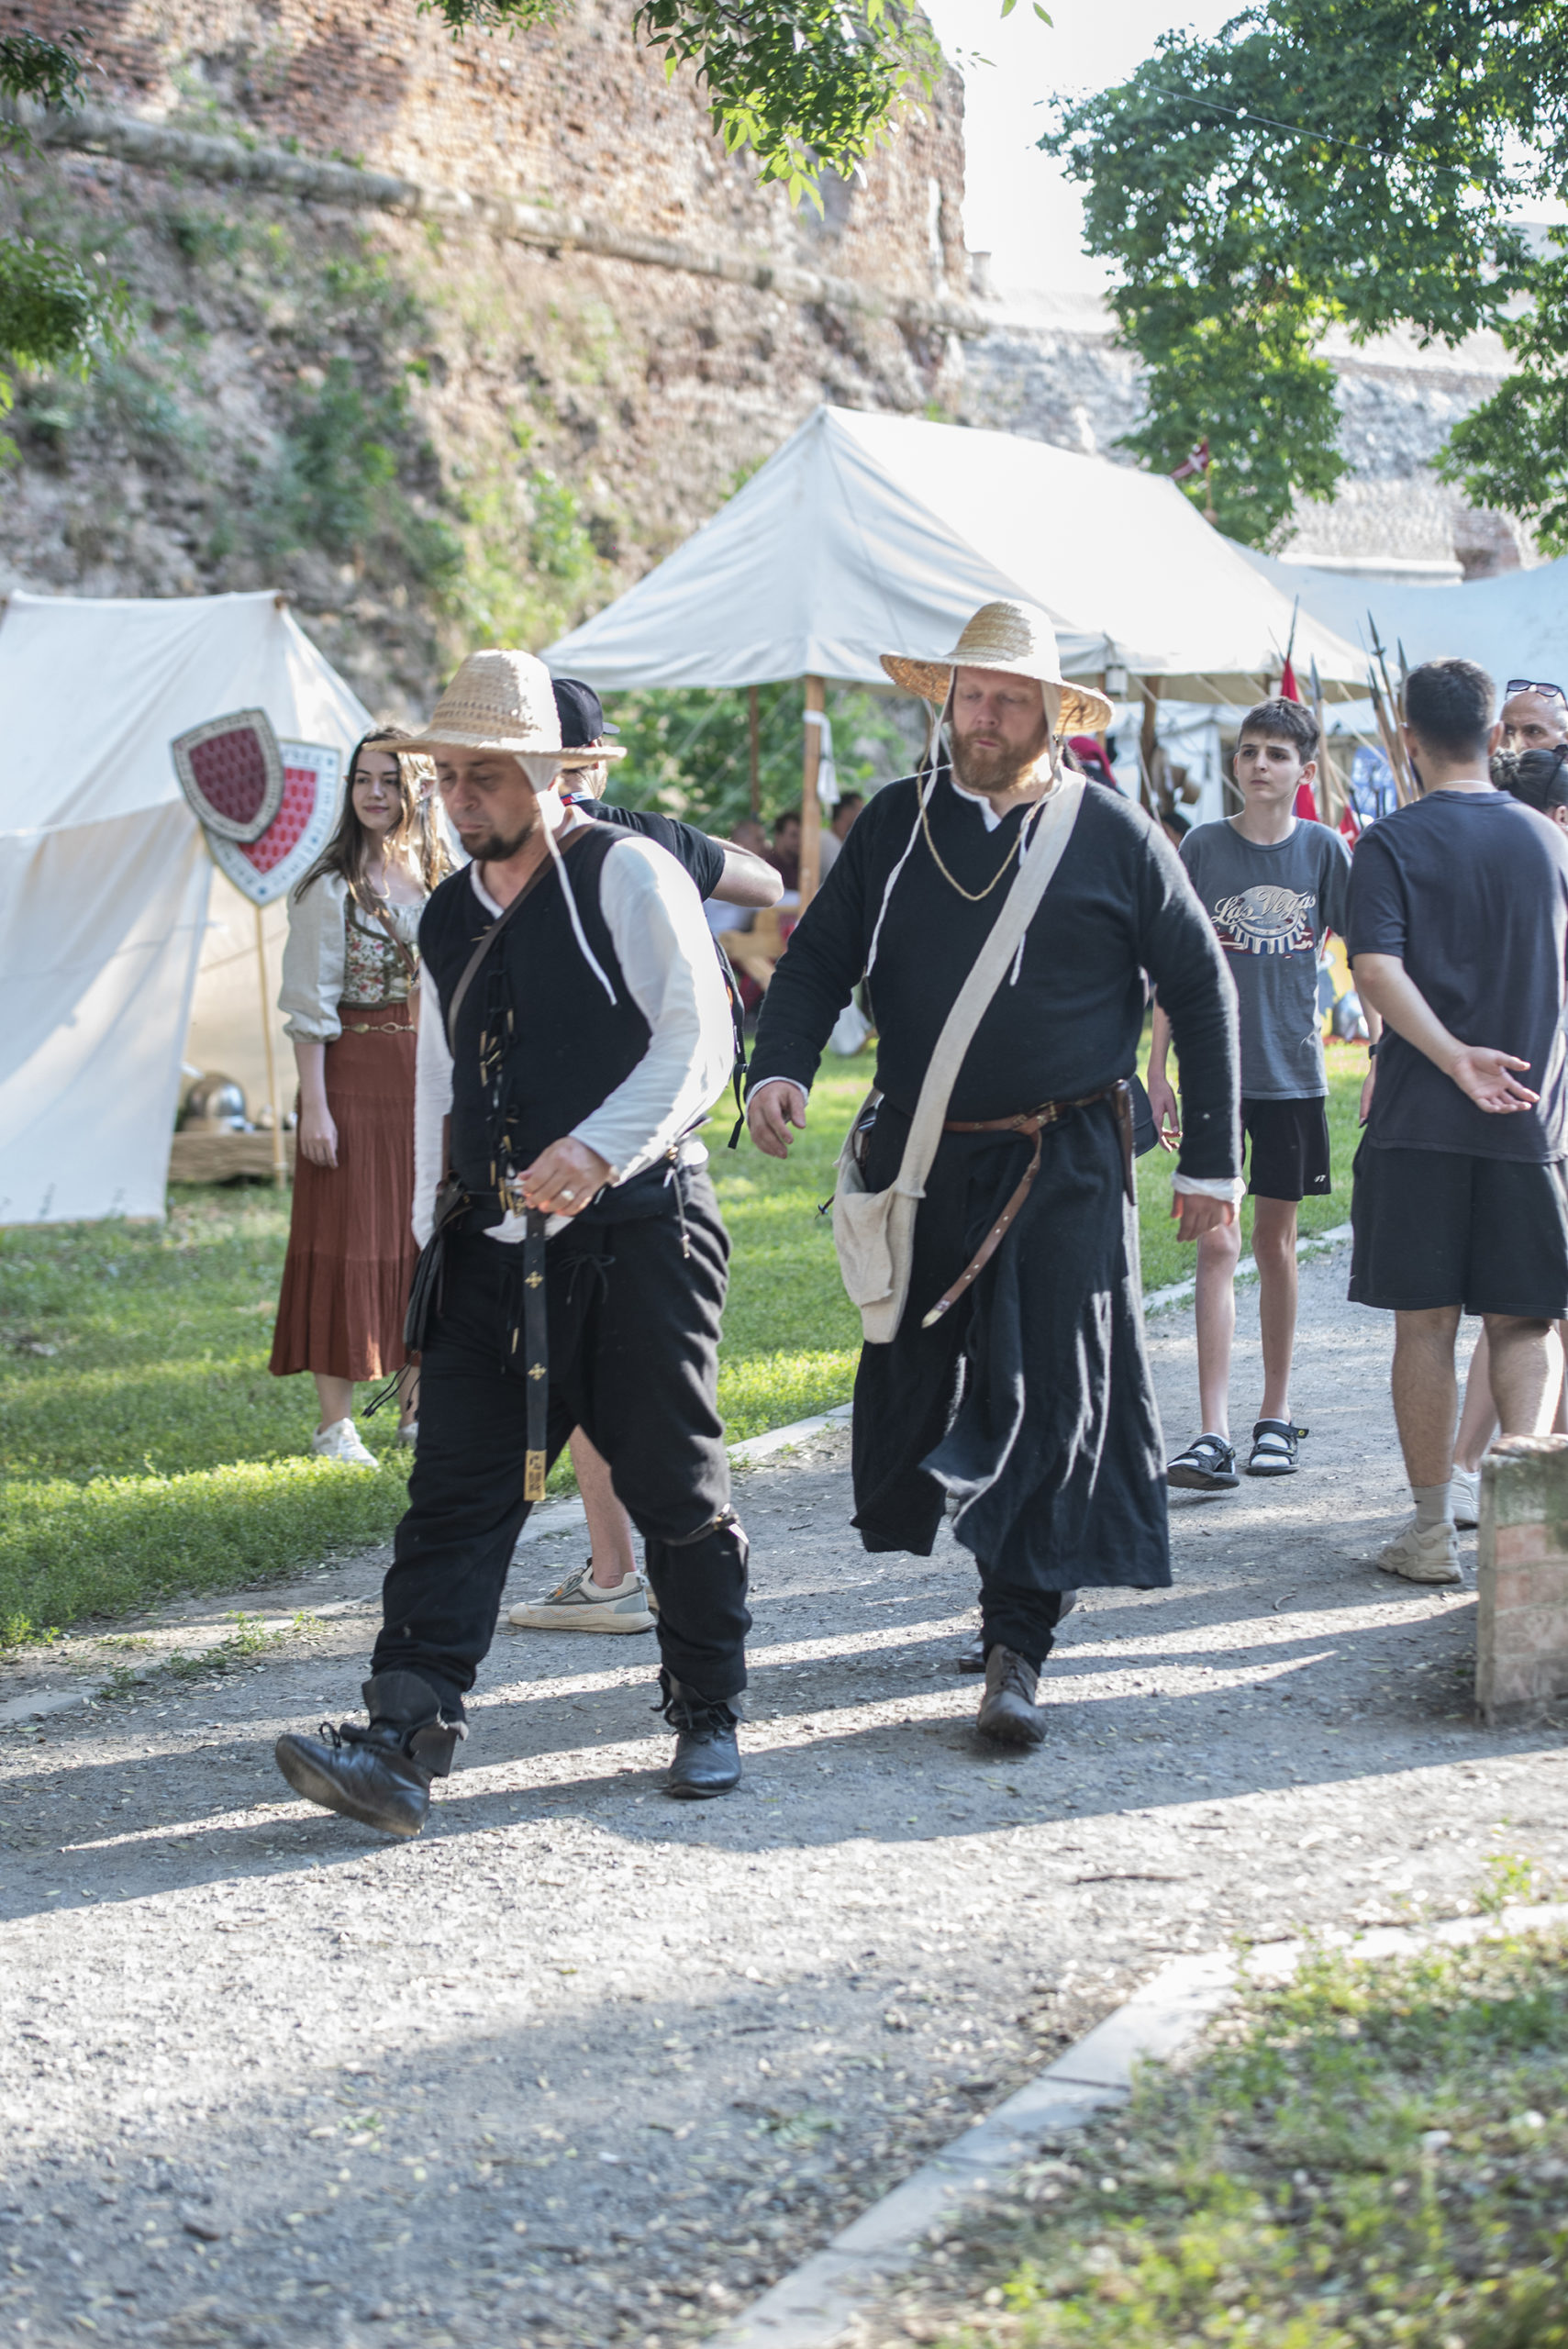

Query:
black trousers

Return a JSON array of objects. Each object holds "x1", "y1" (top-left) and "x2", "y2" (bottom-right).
[{"x1": 373, "y1": 1169, "x2": 751, "y2": 1715}]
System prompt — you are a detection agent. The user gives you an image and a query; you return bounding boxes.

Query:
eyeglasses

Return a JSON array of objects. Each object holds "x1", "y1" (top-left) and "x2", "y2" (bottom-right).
[{"x1": 1505, "y1": 678, "x2": 1568, "y2": 705}]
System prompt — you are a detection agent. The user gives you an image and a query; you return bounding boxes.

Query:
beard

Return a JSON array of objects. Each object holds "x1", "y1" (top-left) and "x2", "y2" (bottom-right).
[
  {"x1": 951, "y1": 718, "x2": 1052, "y2": 796},
  {"x1": 462, "y1": 807, "x2": 539, "y2": 863}
]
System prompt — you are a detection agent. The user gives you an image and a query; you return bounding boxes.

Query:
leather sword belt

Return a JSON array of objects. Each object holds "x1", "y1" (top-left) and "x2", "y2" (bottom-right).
[{"x1": 921, "y1": 1078, "x2": 1136, "y2": 1331}]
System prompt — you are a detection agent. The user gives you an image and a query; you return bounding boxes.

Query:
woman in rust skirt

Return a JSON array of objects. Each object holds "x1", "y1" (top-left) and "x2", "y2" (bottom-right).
[{"x1": 270, "y1": 729, "x2": 450, "y2": 1464}]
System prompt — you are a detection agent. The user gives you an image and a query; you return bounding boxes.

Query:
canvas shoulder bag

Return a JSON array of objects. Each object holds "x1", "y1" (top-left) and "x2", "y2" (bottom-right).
[{"x1": 830, "y1": 778, "x2": 1086, "y2": 1345}]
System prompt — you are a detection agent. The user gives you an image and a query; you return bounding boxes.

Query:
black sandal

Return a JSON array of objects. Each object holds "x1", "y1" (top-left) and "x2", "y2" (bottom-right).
[
  {"x1": 1246, "y1": 1419, "x2": 1303, "y2": 1475},
  {"x1": 1167, "y1": 1434, "x2": 1239, "y2": 1490}
]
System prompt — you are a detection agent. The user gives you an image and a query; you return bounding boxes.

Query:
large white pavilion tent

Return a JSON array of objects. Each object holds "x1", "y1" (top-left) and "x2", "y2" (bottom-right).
[{"x1": 546, "y1": 405, "x2": 1371, "y2": 886}]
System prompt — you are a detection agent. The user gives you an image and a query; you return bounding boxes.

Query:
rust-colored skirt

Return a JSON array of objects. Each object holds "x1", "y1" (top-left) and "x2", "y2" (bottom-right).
[{"x1": 269, "y1": 1003, "x2": 418, "y2": 1383}]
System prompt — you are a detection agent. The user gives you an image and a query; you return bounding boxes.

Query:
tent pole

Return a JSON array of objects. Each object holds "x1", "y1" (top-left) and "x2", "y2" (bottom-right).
[
  {"x1": 1139, "y1": 680, "x2": 1161, "y2": 816},
  {"x1": 748, "y1": 685, "x2": 761, "y2": 818},
  {"x1": 254, "y1": 903, "x2": 285, "y2": 1189},
  {"x1": 800, "y1": 675, "x2": 825, "y2": 907}
]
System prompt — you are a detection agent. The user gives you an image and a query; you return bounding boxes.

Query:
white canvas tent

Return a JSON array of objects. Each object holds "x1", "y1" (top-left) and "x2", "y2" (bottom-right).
[
  {"x1": 547, "y1": 405, "x2": 1371, "y2": 704},
  {"x1": 0, "y1": 590, "x2": 372, "y2": 1226},
  {"x1": 1239, "y1": 544, "x2": 1568, "y2": 696}
]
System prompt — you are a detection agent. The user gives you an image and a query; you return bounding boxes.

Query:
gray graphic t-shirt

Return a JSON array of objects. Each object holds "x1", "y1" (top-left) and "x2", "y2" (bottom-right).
[{"x1": 1178, "y1": 818, "x2": 1351, "y2": 1097}]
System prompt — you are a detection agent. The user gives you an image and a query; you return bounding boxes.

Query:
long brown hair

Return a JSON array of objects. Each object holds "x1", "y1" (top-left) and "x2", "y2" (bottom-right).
[{"x1": 294, "y1": 727, "x2": 451, "y2": 907}]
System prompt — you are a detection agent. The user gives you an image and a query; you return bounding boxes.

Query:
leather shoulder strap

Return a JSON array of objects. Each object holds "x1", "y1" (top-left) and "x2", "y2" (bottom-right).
[{"x1": 894, "y1": 778, "x2": 1086, "y2": 1201}]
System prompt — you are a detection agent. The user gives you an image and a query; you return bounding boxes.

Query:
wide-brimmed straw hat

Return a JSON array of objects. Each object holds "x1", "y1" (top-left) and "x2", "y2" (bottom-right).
[
  {"x1": 881, "y1": 600, "x2": 1114, "y2": 735},
  {"x1": 373, "y1": 650, "x2": 625, "y2": 771}
]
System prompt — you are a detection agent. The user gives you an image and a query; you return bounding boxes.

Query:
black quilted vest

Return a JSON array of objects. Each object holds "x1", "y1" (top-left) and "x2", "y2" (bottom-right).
[{"x1": 418, "y1": 829, "x2": 651, "y2": 1215}]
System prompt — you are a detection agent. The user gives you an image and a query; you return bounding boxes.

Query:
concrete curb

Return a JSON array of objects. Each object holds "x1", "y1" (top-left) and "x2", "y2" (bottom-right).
[{"x1": 706, "y1": 1900, "x2": 1568, "y2": 2349}]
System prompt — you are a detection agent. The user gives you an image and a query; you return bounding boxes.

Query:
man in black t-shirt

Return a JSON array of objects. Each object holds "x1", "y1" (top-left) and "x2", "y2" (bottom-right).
[
  {"x1": 506, "y1": 679, "x2": 781, "y2": 1640},
  {"x1": 1348, "y1": 657, "x2": 1568, "y2": 1586}
]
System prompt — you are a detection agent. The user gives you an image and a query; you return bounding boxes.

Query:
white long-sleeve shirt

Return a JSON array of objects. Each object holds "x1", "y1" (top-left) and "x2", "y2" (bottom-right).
[{"x1": 412, "y1": 810, "x2": 735, "y2": 1246}]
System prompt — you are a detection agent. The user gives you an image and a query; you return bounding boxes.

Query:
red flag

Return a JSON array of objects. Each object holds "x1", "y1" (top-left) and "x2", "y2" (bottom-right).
[
  {"x1": 1339, "y1": 803, "x2": 1362, "y2": 844},
  {"x1": 1275, "y1": 659, "x2": 1321, "y2": 818},
  {"x1": 1171, "y1": 437, "x2": 1210, "y2": 484}
]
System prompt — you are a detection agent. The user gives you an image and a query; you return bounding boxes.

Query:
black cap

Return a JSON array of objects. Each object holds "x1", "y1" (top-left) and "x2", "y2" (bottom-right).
[{"x1": 552, "y1": 677, "x2": 620, "y2": 749}]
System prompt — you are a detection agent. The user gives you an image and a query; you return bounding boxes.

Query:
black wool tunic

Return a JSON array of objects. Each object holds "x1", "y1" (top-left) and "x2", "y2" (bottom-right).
[{"x1": 750, "y1": 770, "x2": 1240, "y2": 1593}]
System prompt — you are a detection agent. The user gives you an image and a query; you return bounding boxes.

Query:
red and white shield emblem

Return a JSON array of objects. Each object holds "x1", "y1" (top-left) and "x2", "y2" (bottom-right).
[
  {"x1": 172, "y1": 710, "x2": 285, "y2": 842},
  {"x1": 172, "y1": 710, "x2": 343, "y2": 906}
]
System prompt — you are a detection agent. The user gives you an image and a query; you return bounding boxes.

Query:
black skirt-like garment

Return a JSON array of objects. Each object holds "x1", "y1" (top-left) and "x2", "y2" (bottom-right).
[{"x1": 849, "y1": 1094, "x2": 1171, "y2": 1592}]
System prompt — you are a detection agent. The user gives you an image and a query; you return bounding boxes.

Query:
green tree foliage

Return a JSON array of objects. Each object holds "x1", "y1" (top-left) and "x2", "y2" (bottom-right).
[
  {"x1": 1043, "y1": 1, "x2": 1568, "y2": 548},
  {"x1": 0, "y1": 31, "x2": 124, "y2": 451},
  {"x1": 605, "y1": 683, "x2": 914, "y2": 836},
  {"x1": 423, "y1": 0, "x2": 943, "y2": 199}
]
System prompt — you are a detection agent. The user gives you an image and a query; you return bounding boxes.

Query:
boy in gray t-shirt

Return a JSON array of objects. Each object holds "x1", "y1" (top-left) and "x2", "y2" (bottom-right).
[{"x1": 1147, "y1": 698, "x2": 1356, "y2": 1487}]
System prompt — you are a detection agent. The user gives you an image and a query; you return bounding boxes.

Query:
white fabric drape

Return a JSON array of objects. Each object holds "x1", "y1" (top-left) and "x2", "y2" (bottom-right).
[
  {"x1": 0, "y1": 804, "x2": 210, "y2": 1224},
  {"x1": 0, "y1": 590, "x2": 373, "y2": 1222}
]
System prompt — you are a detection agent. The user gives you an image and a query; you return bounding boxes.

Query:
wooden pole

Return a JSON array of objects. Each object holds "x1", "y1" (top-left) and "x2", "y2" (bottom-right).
[
  {"x1": 800, "y1": 675, "x2": 825, "y2": 907},
  {"x1": 1139, "y1": 679, "x2": 1161, "y2": 816},
  {"x1": 254, "y1": 902, "x2": 286, "y2": 1188},
  {"x1": 748, "y1": 685, "x2": 761, "y2": 818}
]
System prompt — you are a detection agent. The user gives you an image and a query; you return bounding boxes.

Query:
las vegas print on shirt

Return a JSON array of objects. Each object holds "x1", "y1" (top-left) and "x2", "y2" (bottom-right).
[{"x1": 1208, "y1": 884, "x2": 1318, "y2": 957}]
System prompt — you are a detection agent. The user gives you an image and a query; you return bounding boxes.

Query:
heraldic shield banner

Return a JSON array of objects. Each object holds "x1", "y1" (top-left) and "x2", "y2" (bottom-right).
[{"x1": 172, "y1": 709, "x2": 341, "y2": 905}]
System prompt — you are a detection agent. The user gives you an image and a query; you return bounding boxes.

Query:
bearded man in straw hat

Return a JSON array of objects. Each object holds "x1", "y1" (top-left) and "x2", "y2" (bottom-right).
[
  {"x1": 275, "y1": 649, "x2": 751, "y2": 1832},
  {"x1": 747, "y1": 603, "x2": 1240, "y2": 1746}
]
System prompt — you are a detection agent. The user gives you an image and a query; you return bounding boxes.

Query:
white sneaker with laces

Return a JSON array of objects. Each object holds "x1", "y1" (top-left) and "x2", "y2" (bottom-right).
[
  {"x1": 508, "y1": 1560, "x2": 656, "y2": 1634},
  {"x1": 310, "y1": 1417, "x2": 378, "y2": 1469},
  {"x1": 1376, "y1": 1519, "x2": 1462, "y2": 1586},
  {"x1": 1448, "y1": 1466, "x2": 1480, "y2": 1531}
]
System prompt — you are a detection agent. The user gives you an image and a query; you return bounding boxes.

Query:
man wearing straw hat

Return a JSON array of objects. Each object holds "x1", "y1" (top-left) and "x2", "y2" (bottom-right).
[
  {"x1": 275, "y1": 649, "x2": 750, "y2": 1832},
  {"x1": 747, "y1": 602, "x2": 1240, "y2": 1745}
]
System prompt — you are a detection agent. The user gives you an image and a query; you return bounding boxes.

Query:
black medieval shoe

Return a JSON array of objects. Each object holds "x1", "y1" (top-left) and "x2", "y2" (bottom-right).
[
  {"x1": 658, "y1": 1673, "x2": 741, "y2": 1799},
  {"x1": 975, "y1": 1646, "x2": 1048, "y2": 1749},
  {"x1": 274, "y1": 1671, "x2": 465, "y2": 1839}
]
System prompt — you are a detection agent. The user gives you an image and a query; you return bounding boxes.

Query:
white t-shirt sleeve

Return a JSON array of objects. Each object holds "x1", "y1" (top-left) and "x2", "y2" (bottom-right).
[{"x1": 571, "y1": 836, "x2": 736, "y2": 1185}]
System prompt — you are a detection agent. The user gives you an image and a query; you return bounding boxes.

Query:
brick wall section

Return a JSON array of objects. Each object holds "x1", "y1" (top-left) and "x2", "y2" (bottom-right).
[
  {"x1": 8, "y1": 0, "x2": 968, "y2": 301},
  {"x1": 1476, "y1": 1434, "x2": 1568, "y2": 1723}
]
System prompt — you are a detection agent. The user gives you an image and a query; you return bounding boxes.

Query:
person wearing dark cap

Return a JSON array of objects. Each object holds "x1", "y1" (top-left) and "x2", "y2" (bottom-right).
[{"x1": 505, "y1": 679, "x2": 781, "y2": 1640}]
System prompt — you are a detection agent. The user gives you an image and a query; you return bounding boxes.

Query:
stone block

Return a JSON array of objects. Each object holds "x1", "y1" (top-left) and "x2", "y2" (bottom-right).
[{"x1": 1476, "y1": 1437, "x2": 1568, "y2": 1723}]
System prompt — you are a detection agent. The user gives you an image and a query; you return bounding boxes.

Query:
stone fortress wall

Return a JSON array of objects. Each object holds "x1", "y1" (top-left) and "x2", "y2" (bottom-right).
[{"x1": 0, "y1": 1, "x2": 1531, "y2": 718}]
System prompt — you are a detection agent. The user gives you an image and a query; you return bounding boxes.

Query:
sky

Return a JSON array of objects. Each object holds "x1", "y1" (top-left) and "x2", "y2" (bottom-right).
[{"x1": 918, "y1": 0, "x2": 1236, "y2": 295}]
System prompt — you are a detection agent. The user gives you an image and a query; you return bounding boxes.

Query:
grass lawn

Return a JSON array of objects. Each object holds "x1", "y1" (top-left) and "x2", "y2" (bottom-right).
[
  {"x1": 891, "y1": 1913, "x2": 1568, "y2": 2349},
  {"x1": 0, "y1": 1065, "x2": 872, "y2": 1645},
  {"x1": 0, "y1": 1042, "x2": 1369, "y2": 1644}
]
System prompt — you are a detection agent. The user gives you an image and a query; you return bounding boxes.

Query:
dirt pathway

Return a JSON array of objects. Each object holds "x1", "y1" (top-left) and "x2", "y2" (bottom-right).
[{"x1": 3, "y1": 1242, "x2": 1566, "y2": 2349}]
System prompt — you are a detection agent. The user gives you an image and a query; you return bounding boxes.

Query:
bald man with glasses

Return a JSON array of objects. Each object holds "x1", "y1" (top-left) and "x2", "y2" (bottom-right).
[{"x1": 1501, "y1": 680, "x2": 1568, "y2": 757}]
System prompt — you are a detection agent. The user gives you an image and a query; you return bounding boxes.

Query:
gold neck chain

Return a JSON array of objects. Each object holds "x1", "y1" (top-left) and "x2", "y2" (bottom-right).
[{"x1": 918, "y1": 778, "x2": 1055, "y2": 905}]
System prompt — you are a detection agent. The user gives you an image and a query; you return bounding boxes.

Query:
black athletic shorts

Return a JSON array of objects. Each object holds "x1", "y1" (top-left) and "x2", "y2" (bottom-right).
[
  {"x1": 1349, "y1": 1141, "x2": 1568, "y2": 1317},
  {"x1": 1242, "y1": 1096, "x2": 1332, "y2": 1202}
]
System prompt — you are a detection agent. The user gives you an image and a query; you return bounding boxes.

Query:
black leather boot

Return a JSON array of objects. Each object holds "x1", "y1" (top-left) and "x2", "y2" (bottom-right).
[
  {"x1": 659, "y1": 1673, "x2": 741, "y2": 1799},
  {"x1": 274, "y1": 1671, "x2": 465, "y2": 1838},
  {"x1": 975, "y1": 1646, "x2": 1047, "y2": 1748}
]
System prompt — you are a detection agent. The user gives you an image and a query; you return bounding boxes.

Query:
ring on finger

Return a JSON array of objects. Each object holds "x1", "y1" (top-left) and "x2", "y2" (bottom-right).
[{"x1": 560, "y1": 1186, "x2": 576, "y2": 1202}]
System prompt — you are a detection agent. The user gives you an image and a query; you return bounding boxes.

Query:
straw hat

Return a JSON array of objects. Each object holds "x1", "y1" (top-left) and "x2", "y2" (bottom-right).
[
  {"x1": 881, "y1": 600, "x2": 1114, "y2": 735},
  {"x1": 375, "y1": 650, "x2": 625, "y2": 769}
]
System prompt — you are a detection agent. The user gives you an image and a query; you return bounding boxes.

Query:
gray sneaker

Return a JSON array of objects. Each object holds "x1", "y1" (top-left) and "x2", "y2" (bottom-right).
[
  {"x1": 1449, "y1": 1466, "x2": 1480, "y2": 1531},
  {"x1": 1375, "y1": 1520, "x2": 1463, "y2": 1586},
  {"x1": 508, "y1": 1560, "x2": 656, "y2": 1634}
]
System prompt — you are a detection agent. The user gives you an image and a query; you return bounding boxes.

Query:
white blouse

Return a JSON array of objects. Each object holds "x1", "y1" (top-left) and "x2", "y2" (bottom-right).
[{"x1": 278, "y1": 871, "x2": 424, "y2": 1045}]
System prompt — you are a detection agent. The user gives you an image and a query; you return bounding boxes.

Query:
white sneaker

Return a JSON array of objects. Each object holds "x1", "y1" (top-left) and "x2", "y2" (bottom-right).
[
  {"x1": 508, "y1": 1560, "x2": 656, "y2": 1634},
  {"x1": 1376, "y1": 1519, "x2": 1462, "y2": 1586},
  {"x1": 310, "y1": 1417, "x2": 378, "y2": 1469},
  {"x1": 1449, "y1": 1466, "x2": 1480, "y2": 1531}
]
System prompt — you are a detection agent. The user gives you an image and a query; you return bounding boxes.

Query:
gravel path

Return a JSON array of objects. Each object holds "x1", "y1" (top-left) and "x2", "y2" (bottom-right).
[{"x1": 3, "y1": 1241, "x2": 1567, "y2": 2349}]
